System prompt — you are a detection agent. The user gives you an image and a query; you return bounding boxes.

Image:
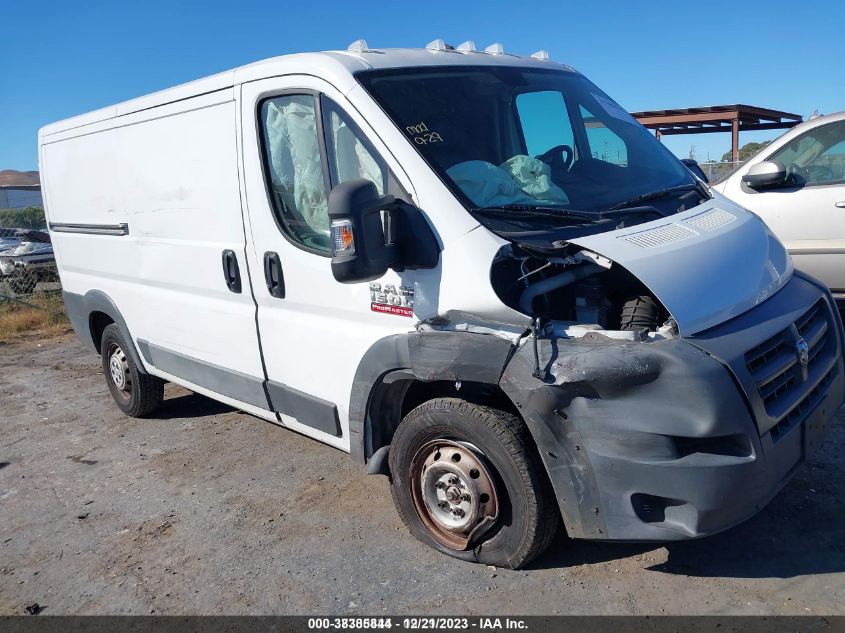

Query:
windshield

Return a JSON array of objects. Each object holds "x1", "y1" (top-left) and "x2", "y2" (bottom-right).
[{"x1": 357, "y1": 66, "x2": 698, "y2": 228}]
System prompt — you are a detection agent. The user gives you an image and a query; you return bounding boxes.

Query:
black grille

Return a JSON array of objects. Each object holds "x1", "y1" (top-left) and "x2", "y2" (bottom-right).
[
  {"x1": 795, "y1": 300, "x2": 830, "y2": 363},
  {"x1": 770, "y1": 368, "x2": 835, "y2": 441},
  {"x1": 745, "y1": 299, "x2": 834, "y2": 425}
]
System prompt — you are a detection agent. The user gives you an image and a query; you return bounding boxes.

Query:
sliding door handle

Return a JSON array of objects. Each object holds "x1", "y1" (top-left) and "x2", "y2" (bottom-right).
[
  {"x1": 835, "y1": 201, "x2": 845, "y2": 208},
  {"x1": 221, "y1": 250, "x2": 242, "y2": 293},
  {"x1": 263, "y1": 251, "x2": 286, "y2": 299}
]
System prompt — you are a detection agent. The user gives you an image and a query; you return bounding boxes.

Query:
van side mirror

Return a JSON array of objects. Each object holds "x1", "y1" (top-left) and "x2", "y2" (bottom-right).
[
  {"x1": 327, "y1": 179, "x2": 439, "y2": 284},
  {"x1": 743, "y1": 160, "x2": 787, "y2": 189}
]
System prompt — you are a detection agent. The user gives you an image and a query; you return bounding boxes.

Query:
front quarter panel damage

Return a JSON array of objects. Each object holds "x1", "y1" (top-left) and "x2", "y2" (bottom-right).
[
  {"x1": 499, "y1": 335, "x2": 759, "y2": 539},
  {"x1": 352, "y1": 326, "x2": 767, "y2": 542}
]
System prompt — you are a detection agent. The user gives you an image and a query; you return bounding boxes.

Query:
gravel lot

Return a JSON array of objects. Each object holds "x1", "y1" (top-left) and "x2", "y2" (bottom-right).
[{"x1": 1, "y1": 334, "x2": 844, "y2": 615}]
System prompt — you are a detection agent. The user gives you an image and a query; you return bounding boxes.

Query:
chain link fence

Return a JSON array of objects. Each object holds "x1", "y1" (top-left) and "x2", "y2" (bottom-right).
[
  {"x1": 697, "y1": 160, "x2": 745, "y2": 184},
  {"x1": 0, "y1": 221, "x2": 65, "y2": 339}
]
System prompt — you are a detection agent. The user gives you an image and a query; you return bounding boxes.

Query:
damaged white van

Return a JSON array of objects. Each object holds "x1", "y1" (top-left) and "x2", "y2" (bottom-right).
[{"x1": 40, "y1": 40, "x2": 844, "y2": 569}]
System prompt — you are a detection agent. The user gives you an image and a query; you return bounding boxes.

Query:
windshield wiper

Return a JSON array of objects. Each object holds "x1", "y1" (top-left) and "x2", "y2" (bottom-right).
[
  {"x1": 472, "y1": 204, "x2": 603, "y2": 222},
  {"x1": 607, "y1": 183, "x2": 700, "y2": 212}
]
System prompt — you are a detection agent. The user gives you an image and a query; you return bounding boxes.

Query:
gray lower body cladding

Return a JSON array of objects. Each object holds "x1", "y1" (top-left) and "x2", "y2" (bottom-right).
[
  {"x1": 500, "y1": 272, "x2": 844, "y2": 541},
  {"x1": 63, "y1": 289, "x2": 148, "y2": 375}
]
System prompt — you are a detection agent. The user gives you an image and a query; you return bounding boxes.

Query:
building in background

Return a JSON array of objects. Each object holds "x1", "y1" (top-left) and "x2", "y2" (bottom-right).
[
  {"x1": 0, "y1": 185, "x2": 42, "y2": 209},
  {"x1": 0, "y1": 170, "x2": 42, "y2": 209}
]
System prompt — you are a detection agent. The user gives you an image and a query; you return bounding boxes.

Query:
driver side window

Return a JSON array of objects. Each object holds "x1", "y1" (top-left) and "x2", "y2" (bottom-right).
[
  {"x1": 260, "y1": 94, "x2": 331, "y2": 253},
  {"x1": 770, "y1": 120, "x2": 845, "y2": 186},
  {"x1": 259, "y1": 94, "x2": 390, "y2": 254},
  {"x1": 321, "y1": 96, "x2": 387, "y2": 194}
]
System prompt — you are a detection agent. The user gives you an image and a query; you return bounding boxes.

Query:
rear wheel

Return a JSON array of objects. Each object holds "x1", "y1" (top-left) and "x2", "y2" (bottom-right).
[
  {"x1": 100, "y1": 324, "x2": 164, "y2": 417},
  {"x1": 388, "y1": 398, "x2": 560, "y2": 569}
]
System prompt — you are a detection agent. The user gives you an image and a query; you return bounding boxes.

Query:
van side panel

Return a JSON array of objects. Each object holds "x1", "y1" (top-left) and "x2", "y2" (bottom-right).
[{"x1": 42, "y1": 91, "x2": 268, "y2": 409}]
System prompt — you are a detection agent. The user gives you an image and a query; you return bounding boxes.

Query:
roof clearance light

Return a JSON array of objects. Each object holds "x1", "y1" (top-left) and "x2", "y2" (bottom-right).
[
  {"x1": 530, "y1": 50, "x2": 550, "y2": 61},
  {"x1": 457, "y1": 40, "x2": 476, "y2": 52},
  {"x1": 426, "y1": 38, "x2": 449, "y2": 52},
  {"x1": 484, "y1": 42, "x2": 504, "y2": 55},
  {"x1": 331, "y1": 219, "x2": 355, "y2": 256},
  {"x1": 347, "y1": 39, "x2": 369, "y2": 53}
]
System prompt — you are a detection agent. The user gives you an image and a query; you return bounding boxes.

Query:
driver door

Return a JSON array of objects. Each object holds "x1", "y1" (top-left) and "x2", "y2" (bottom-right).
[{"x1": 237, "y1": 76, "x2": 417, "y2": 451}]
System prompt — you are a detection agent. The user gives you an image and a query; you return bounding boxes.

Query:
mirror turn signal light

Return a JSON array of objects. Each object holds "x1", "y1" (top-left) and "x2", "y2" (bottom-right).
[{"x1": 331, "y1": 219, "x2": 356, "y2": 256}]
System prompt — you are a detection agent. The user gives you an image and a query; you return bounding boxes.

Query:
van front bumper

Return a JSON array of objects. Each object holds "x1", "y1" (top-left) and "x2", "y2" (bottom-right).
[{"x1": 500, "y1": 272, "x2": 844, "y2": 541}]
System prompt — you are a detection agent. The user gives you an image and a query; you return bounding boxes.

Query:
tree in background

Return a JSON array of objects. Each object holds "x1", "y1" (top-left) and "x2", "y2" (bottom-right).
[
  {"x1": 721, "y1": 141, "x2": 772, "y2": 163},
  {"x1": 0, "y1": 206, "x2": 46, "y2": 229}
]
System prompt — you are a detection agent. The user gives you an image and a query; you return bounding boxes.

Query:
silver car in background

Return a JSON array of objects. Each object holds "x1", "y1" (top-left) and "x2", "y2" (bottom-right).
[
  {"x1": 715, "y1": 111, "x2": 845, "y2": 310},
  {"x1": 0, "y1": 228, "x2": 55, "y2": 295}
]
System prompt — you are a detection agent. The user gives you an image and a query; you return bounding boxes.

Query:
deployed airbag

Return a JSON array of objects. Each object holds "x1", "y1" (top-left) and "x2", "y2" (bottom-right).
[
  {"x1": 500, "y1": 155, "x2": 569, "y2": 204},
  {"x1": 264, "y1": 97, "x2": 329, "y2": 233},
  {"x1": 447, "y1": 156, "x2": 569, "y2": 207}
]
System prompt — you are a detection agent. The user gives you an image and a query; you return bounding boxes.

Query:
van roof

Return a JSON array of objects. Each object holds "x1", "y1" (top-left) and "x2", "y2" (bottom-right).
[{"x1": 39, "y1": 46, "x2": 576, "y2": 138}]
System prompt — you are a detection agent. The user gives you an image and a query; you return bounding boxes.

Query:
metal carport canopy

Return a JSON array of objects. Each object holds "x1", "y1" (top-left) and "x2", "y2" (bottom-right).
[{"x1": 630, "y1": 104, "x2": 802, "y2": 162}]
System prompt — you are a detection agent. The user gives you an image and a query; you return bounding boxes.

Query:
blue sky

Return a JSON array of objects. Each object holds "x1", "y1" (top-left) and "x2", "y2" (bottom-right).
[{"x1": 2, "y1": 0, "x2": 843, "y2": 170}]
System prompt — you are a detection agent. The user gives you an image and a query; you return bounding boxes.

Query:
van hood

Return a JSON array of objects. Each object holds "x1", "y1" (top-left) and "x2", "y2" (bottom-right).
[{"x1": 567, "y1": 195, "x2": 793, "y2": 336}]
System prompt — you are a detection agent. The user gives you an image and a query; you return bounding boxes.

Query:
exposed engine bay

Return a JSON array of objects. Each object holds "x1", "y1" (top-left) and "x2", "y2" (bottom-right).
[{"x1": 491, "y1": 243, "x2": 678, "y2": 340}]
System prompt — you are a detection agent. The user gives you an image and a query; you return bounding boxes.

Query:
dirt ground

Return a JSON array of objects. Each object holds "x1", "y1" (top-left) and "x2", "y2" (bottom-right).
[{"x1": 1, "y1": 335, "x2": 844, "y2": 615}]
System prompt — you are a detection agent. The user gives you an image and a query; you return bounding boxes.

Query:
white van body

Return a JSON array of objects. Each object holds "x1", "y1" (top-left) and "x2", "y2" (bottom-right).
[{"x1": 40, "y1": 45, "x2": 845, "y2": 568}]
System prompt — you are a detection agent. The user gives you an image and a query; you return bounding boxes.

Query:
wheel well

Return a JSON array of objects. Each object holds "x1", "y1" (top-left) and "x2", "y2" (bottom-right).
[
  {"x1": 89, "y1": 311, "x2": 114, "y2": 353},
  {"x1": 401, "y1": 380, "x2": 518, "y2": 419},
  {"x1": 366, "y1": 377, "x2": 521, "y2": 460}
]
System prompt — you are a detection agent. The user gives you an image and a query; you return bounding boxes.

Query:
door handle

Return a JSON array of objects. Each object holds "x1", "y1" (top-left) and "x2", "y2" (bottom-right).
[
  {"x1": 263, "y1": 251, "x2": 286, "y2": 299},
  {"x1": 221, "y1": 249, "x2": 242, "y2": 293},
  {"x1": 835, "y1": 201, "x2": 845, "y2": 208}
]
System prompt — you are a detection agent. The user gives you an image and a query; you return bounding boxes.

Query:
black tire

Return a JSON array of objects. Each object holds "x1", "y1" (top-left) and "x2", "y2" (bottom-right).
[
  {"x1": 100, "y1": 324, "x2": 164, "y2": 417},
  {"x1": 388, "y1": 398, "x2": 560, "y2": 569},
  {"x1": 620, "y1": 295, "x2": 661, "y2": 331}
]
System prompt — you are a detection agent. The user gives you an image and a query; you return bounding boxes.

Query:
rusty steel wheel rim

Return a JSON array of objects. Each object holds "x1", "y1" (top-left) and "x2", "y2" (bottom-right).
[{"x1": 409, "y1": 439, "x2": 499, "y2": 550}]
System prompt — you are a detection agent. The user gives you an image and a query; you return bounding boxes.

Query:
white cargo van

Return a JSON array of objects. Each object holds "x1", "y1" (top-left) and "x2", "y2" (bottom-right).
[{"x1": 40, "y1": 40, "x2": 844, "y2": 569}]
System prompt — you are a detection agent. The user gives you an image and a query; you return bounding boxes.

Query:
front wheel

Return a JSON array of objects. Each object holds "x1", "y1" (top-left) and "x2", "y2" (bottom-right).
[
  {"x1": 101, "y1": 324, "x2": 164, "y2": 417},
  {"x1": 388, "y1": 398, "x2": 560, "y2": 569}
]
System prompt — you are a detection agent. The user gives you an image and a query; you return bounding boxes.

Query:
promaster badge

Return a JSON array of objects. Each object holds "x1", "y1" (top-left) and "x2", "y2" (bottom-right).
[{"x1": 370, "y1": 282, "x2": 414, "y2": 317}]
